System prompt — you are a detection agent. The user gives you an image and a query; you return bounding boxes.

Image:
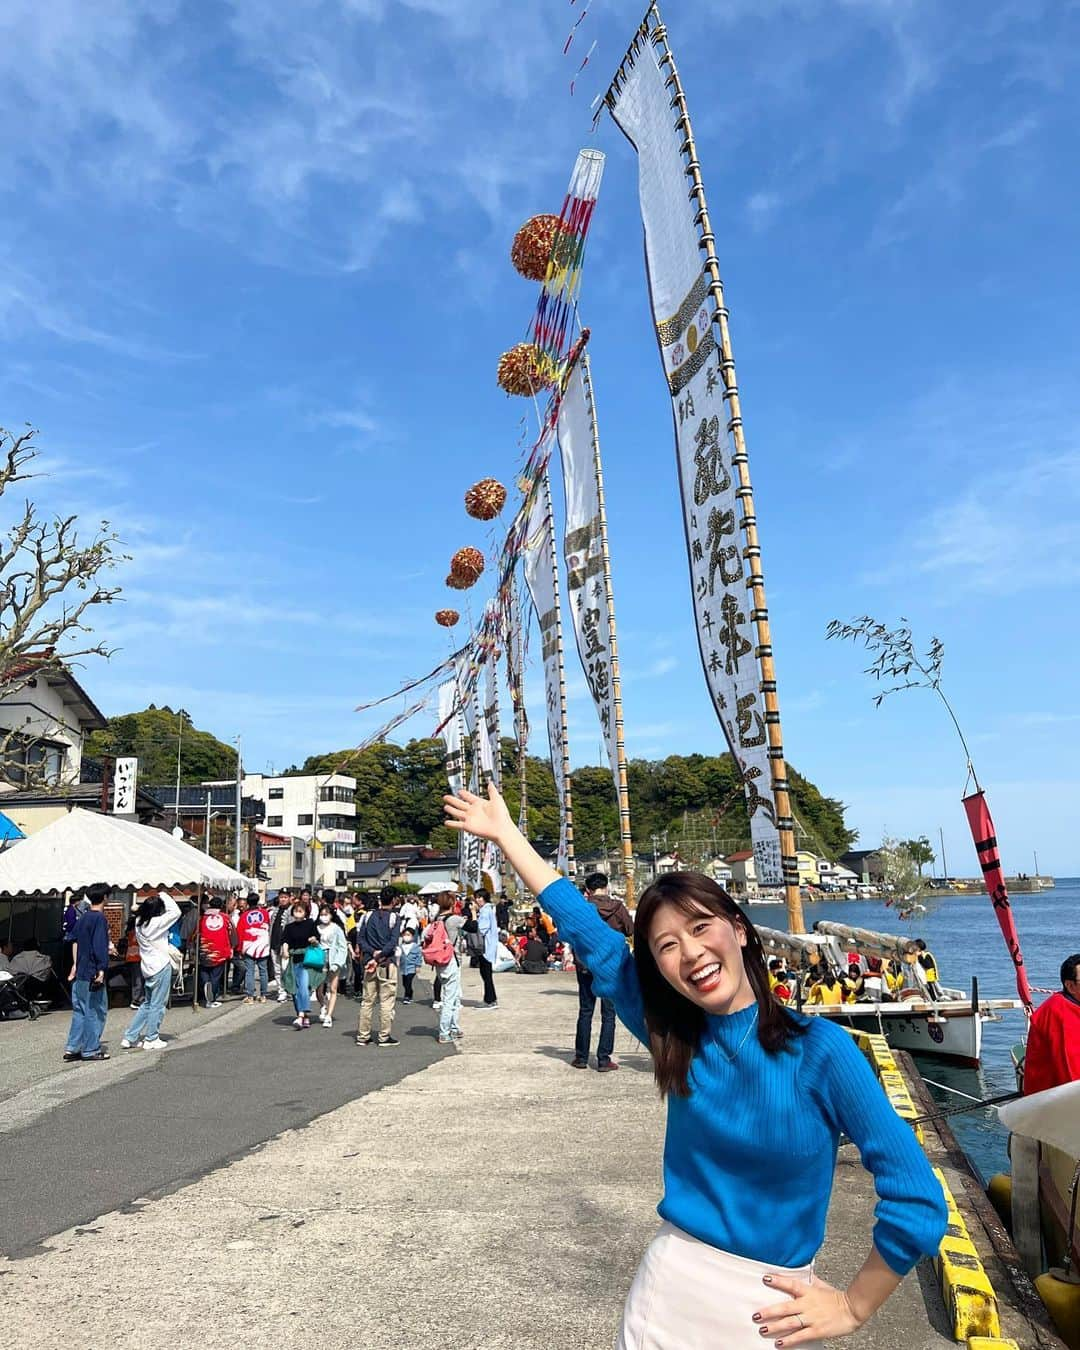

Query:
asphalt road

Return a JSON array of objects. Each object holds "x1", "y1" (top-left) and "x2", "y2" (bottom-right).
[{"x1": 0, "y1": 992, "x2": 452, "y2": 1258}]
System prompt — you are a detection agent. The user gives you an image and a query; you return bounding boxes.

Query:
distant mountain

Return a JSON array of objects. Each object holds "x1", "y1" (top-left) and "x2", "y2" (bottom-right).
[{"x1": 84, "y1": 706, "x2": 238, "y2": 786}]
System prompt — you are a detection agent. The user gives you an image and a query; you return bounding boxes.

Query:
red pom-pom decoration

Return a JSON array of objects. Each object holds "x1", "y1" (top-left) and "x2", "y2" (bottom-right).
[
  {"x1": 435, "y1": 609, "x2": 460, "y2": 628},
  {"x1": 450, "y1": 546, "x2": 485, "y2": 587},
  {"x1": 511, "y1": 214, "x2": 560, "y2": 282},
  {"x1": 446, "y1": 572, "x2": 469, "y2": 591},
  {"x1": 465, "y1": 478, "x2": 507, "y2": 521},
  {"x1": 497, "y1": 343, "x2": 550, "y2": 398}
]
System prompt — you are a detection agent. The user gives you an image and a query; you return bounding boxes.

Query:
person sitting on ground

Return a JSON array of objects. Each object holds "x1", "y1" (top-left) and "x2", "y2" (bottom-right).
[
  {"x1": 492, "y1": 931, "x2": 520, "y2": 974},
  {"x1": 519, "y1": 931, "x2": 551, "y2": 975},
  {"x1": 1022, "y1": 953, "x2": 1080, "y2": 1095},
  {"x1": 442, "y1": 782, "x2": 947, "y2": 1346},
  {"x1": 530, "y1": 904, "x2": 557, "y2": 951}
]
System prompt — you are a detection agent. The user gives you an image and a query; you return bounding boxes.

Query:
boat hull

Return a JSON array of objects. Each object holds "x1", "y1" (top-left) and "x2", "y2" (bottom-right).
[{"x1": 804, "y1": 1002, "x2": 985, "y2": 1065}]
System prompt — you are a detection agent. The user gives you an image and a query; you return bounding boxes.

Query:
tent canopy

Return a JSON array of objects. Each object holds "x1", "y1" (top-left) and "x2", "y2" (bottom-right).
[{"x1": 0, "y1": 807, "x2": 255, "y2": 897}]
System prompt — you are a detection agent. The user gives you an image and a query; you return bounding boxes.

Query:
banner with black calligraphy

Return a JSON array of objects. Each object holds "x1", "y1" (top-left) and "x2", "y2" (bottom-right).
[
  {"x1": 557, "y1": 361, "x2": 620, "y2": 800},
  {"x1": 609, "y1": 36, "x2": 781, "y2": 884},
  {"x1": 521, "y1": 476, "x2": 571, "y2": 876}
]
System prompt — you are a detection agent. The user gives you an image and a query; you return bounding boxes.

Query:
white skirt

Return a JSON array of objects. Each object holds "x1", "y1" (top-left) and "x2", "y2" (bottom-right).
[{"x1": 616, "y1": 1222, "x2": 822, "y2": 1350}]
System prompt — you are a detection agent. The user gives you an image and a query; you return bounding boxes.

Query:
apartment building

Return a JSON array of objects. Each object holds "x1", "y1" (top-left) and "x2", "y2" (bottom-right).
[{"x1": 242, "y1": 772, "x2": 357, "y2": 889}]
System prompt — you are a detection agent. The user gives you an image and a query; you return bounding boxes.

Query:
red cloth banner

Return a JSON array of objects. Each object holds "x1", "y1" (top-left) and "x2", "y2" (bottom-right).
[{"x1": 962, "y1": 790, "x2": 1033, "y2": 1009}]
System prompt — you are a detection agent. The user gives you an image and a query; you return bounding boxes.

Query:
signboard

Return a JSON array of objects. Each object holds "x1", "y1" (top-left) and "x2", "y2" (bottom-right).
[{"x1": 112, "y1": 757, "x2": 138, "y2": 814}]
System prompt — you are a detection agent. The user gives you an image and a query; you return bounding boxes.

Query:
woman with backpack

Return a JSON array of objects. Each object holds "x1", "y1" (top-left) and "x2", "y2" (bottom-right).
[
  {"x1": 421, "y1": 896, "x2": 462, "y2": 1044},
  {"x1": 443, "y1": 783, "x2": 947, "y2": 1350}
]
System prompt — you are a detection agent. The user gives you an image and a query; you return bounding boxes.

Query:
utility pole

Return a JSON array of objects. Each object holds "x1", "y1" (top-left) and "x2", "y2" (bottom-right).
[
  {"x1": 938, "y1": 825, "x2": 949, "y2": 883},
  {"x1": 205, "y1": 790, "x2": 211, "y2": 855},
  {"x1": 174, "y1": 710, "x2": 184, "y2": 831},
  {"x1": 234, "y1": 736, "x2": 243, "y2": 872}
]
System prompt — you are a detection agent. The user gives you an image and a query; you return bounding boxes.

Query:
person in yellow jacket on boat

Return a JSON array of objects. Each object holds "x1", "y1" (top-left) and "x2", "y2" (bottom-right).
[{"x1": 808, "y1": 969, "x2": 845, "y2": 1006}]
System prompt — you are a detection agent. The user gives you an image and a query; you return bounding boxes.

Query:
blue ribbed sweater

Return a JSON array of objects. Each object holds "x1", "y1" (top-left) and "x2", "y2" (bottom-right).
[{"x1": 541, "y1": 878, "x2": 947, "y2": 1274}]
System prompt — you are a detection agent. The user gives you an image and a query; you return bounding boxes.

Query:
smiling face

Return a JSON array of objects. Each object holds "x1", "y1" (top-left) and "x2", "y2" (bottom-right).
[{"x1": 647, "y1": 900, "x2": 756, "y2": 1015}]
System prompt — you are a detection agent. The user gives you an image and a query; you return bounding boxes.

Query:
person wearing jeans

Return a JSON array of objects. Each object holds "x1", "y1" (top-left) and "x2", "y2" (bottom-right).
[
  {"x1": 121, "y1": 892, "x2": 181, "y2": 1049},
  {"x1": 65, "y1": 885, "x2": 113, "y2": 1062},
  {"x1": 570, "y1": 872, "x2": 633, "y2": 1072},
  {"x1": 575, "y1": 965, "x2": 616, "y2": 1069},
  {"x1": 236, "y1": 892, "x2": 271, "y2": 1003}
]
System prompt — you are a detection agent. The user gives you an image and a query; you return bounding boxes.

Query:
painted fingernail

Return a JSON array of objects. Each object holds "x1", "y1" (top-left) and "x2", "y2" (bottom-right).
[
  {"x1": 759, "y1": 1328, "x2": 769, "y2": 1337},
  {"x1": 763, "y1": 1275, "x2": 773, "y2": 1284},
  {"x1": 776, "y1": 1342, "x2": 784, "y2": 1348},
  {"x1": 752, "y1": 1314, "x2": 762, "y2": 1323}
]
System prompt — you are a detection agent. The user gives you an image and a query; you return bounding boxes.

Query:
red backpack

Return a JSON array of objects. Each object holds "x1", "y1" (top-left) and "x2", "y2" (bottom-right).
[{"x1": 422, "y1": 918, "x2": 454, "y2": 968}]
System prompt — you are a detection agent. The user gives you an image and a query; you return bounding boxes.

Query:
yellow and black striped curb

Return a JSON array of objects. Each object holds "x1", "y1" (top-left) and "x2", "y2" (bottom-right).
[
  {"x1": 845, "y1": 1028, "x2": 924, "y2": 1144},
  {"x1": 842, "y1": 1028, "x2": 1004, "y2": 1343}
]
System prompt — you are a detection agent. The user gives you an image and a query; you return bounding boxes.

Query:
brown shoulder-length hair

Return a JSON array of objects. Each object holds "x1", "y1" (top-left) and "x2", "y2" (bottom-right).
[{"x1": 633, "y1": 871, "x2": 805, "y2": 1098}]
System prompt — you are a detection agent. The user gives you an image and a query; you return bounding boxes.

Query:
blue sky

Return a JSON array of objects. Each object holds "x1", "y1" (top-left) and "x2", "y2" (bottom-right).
[{"x1": 2, "y1": 0, "x2": 1079, "y2": 875}]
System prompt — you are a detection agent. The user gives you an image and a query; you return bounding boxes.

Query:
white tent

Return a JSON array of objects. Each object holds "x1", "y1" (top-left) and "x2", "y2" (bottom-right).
[{"x1": 0, "y1": 807, "x2": 254, "y2": 896}]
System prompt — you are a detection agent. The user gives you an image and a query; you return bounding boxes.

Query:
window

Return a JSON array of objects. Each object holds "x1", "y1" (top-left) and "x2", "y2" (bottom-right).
[
  {"x1": 295, "y1": 851, "x2": 304, "y2": 868},
  {"x1": 319, "y1": 785, "x2": 353, "y2": 804},
  {"x1": 297, "y1": 813, "x2": 313, "y2": 826},
  {"x1": 267, "y1": 815, "x2": 283, "y2": 828},
  {"x1": 323, "y1": 842, "x2": 358, "y2": 860},
  {"x1": 318, "y1": 815, "x2": 356, "y2": 834},
  {"x1": 268, "y1": 787, "x2": 284, "y2": 800},
  {"x1": 4, "y1": 736, "x2": 66, "y2": 788}
]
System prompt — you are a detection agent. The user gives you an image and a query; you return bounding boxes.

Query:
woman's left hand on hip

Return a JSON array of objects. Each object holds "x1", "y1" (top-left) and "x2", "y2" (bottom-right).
[{"x1": 753, "y1": 1273, "x2": 862, "y2": 1345}]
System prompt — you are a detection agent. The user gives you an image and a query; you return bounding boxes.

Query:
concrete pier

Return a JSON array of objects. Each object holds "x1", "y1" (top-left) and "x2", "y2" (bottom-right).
[{"x1": 0, "y1": 970, "x2": 1064, "y2": 1349}]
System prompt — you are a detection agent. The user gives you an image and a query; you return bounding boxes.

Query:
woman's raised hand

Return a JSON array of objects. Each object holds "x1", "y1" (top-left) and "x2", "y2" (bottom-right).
[{"x1": 443, "y1": 782, "x2": 513, "y2": 843}]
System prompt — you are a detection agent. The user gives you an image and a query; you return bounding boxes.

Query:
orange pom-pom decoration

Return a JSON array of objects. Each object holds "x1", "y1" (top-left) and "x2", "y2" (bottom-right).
[
  {"x1": 465, "y1": 478, "x2": 507, "y2": 521},
  {"x1": 435, "y1": 609, "x2": 460, "y2": 628},
  {"x1": 497, "y1": 343, "x2": 550, "y2": 398},
  {"x1": 450, "y1": 546, "x2": 485, "y2": 587},
  {"x1": 445, "y1": 572, "x2": 469, "y2": 591},
  {"x1": 511, "y1": 214, "x2": 560, "y2": 282}
]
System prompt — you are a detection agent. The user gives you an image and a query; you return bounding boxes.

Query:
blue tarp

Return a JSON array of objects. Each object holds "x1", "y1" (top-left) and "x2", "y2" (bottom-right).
[{"x1": 0, "y1": 811, "x2": 25, "y2": 841}]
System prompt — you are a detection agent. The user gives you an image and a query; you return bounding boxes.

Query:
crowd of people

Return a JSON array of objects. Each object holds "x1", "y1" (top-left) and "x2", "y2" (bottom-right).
[
  {"x1": 56, "y1": 877, "x2": 599, "y2": 1061},
  {"x1": 763, "y1": 939, "x2": 943, "y2": 1007}
]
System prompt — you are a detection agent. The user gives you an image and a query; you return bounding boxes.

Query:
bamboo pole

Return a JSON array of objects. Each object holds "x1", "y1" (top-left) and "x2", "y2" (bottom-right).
[
  {"x1": 644, "y1": 7, "x2": 805, "y2": 932},
  {"x1": 543, "y1": 469, "x2": 576, "y2": 875},
  {"x1": 580, "y1": 355, "x2": 634, "y2": 905},
  {"x1": 508, "y1": 573, "x2": 529, "y2": 843}
]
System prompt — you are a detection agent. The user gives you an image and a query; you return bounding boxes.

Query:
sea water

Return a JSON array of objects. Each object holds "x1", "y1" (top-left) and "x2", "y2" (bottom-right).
[{"x1": 747, "y1": 878, "x2": 1079, "y2": 1183}]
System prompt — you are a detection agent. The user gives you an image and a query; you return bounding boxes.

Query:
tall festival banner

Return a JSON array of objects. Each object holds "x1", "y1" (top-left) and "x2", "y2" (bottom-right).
[
  {"x1": 522, "y1": 471, "x2": 573, "y2": 875},
  {"x1": 479, "y1": 650, "x2": 502, "y2": 883},
  {"x1": 438, "y1": 675, "x2": 479, "y2": 890},
  {"x1": 963, "y1": 791, "x2": 1033, "y2": 1009},
  {"x1": 557, "y1": 361, "x2": 620, "y2": 790},
  {"x1": 607, "y1": 26, "x2": 783, "y2": 887}
]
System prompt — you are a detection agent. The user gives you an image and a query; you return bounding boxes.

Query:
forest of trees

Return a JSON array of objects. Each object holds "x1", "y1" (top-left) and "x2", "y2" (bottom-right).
[
  {"x1": 89, "y1": 708, "x2": 855, "y2": 860},
  {"x1": 84, "y1": 706, "x2": 239, "y2": 785},
  {"x1": 300, "y1": 739, "x2": 856, "y2": 859}
]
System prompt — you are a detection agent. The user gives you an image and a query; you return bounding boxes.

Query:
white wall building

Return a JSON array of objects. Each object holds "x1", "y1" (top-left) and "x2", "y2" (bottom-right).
[
  {"x1": 0, "y1": 660, "x2": 107, "y2": 789},
  {"x1": 256, "y1": 829, "x2": 311, "y2": 891},
  {"x1": 242, "y1": 772, "x2": 357, "y2": 889}
]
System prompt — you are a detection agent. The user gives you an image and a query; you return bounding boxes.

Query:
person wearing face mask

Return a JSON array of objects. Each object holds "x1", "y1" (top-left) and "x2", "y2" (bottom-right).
[
  {"x1": 316, "y1": 902, "x2": 349, "y2": 1029},
  {"x1": 443, "y1": 782, "x2": 947, "y2": 1350},
  {"x1": 281, "y1": 901, "x2": 320, "y2": 1029}
]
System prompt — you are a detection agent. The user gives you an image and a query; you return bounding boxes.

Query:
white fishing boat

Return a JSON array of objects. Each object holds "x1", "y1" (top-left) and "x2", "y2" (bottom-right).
[{"x1": 755, "y1": 919, "x2": 1022, "y2": 1065}]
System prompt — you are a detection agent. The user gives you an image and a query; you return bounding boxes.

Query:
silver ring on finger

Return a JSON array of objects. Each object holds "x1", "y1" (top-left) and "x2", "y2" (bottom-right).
[{"x1": 795, "y1": 1314, "x2": 805, "y2": 1330}]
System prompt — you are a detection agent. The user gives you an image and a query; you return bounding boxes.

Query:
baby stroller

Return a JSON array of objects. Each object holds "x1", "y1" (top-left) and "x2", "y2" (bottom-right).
[{"x1": 0, "y1": 969, "x2": 42, "y2": 1020}]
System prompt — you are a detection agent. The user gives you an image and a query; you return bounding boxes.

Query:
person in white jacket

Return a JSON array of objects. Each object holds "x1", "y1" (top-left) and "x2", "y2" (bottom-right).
[{"x1": 121, "y1": 892, "x2": 181, "y2": 1049}]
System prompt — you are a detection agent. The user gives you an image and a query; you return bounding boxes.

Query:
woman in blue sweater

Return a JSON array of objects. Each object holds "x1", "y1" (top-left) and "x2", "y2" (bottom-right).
[{"x1": 444, "y1": 784, "x2": 947, "y2": 1349}]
